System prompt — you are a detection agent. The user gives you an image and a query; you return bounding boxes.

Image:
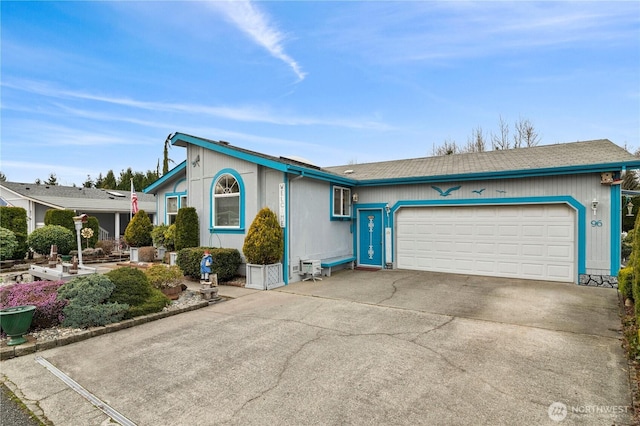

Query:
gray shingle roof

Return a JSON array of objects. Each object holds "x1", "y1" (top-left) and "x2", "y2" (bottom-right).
[
  {"x1": 323, "y1": 139, "x2": 639, "y2": 181},
  {"x1": 0, "y1": 182, "x2": 156, "y2": 213}
]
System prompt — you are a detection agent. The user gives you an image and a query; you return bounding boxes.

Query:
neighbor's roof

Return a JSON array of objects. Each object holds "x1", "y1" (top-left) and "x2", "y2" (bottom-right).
[
  {"x1": 0, "y1": 182, "x2": 156, "y2": 213},
  {"x1": 324, "y1": 139, "x2": 640, "y2": 184}
]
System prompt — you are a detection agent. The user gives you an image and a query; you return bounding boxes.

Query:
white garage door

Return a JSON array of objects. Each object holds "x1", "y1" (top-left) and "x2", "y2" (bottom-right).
[{"x1": 396, "y1": 204, "x2": 575, "y2": 282}]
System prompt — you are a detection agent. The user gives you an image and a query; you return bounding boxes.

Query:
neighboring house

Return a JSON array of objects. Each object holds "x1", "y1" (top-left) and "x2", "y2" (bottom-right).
[
  {"x1": 145, "y1": 132, "x2": 640, "y2": 287},
  {"x1": 0, "y1": 182, "x2": 156, "y2": 241}
]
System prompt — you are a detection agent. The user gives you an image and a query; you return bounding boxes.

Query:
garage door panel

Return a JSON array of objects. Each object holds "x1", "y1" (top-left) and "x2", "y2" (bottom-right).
[{"x1": 396, "y1": 205, "x2": 575, "y2": 282}]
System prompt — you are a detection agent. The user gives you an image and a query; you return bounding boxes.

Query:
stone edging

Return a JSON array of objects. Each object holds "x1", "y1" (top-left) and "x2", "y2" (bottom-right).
[{"x1": 0, "y1": 301, "x2": 210, "y2": 361}]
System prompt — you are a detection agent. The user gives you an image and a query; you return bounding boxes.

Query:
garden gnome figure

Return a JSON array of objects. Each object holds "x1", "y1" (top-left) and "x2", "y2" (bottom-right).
[{"x1": 200, "y1": 250, "x2": 213, "y2": 284}]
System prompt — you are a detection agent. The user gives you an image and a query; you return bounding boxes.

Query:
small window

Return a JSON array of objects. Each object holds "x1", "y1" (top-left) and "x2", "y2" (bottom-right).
[
  {"x1": 167, "y1": 196, "x2": 178, "y2": 224},
  {"x1": 333, "y1": 186, "x2": 351, "y2": 218},
  {"x1": 180, "y1": 195, "x2": 187, "y2": 208}
]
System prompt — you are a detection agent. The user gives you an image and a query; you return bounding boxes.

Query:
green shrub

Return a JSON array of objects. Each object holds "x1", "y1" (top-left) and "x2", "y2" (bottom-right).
[
  {"x1": 104, "y1": 266, "x2": 169, "y2": 318},
  {"x1": 105, "y1": 267, "x2": 152, "y2": 307},
  {"x1": 619, "y1": 266, "x2": 634, "y2": 301},
  {"x1": 177, "y1": 247, "x2": 241, "y2": 281},
  {"x1": 623, "y1": 230, "x2": 634, "y2": 262},
  {"x1": 0, "y1": 227, "x2": 18, "y2": 260},
  {"x1": 243, "y1": 207, "x2": 283, "y2": 265},
  {"x1": 633, "y1": 214, "x2": 640, "y2": 320},
  {"x1": 164, "y1": 224, "x2": 176, "y2": 251},
  {"x1": 44, "y1": 209, "x2": 76, "y2": 234},
  {"x1": 0, "y1": 206, "x2": 28, "y2": 259},
  {"x1": 124, "y1": 210, "x2": 153, "y2": 247},
  {"x1": 175, "y1": 207, "x2": 199, "y2": 251},
  {"x1": 151, "y1": 224, "x2": 169, "y2": 248},
  {"x1": 27, "y1": 225, "x2": 75, "y2": 255},
  {"x1": 128, "y1": 289, "x2": 170, "y2": 318},
  {"x1": 57, "y1": 275, "x2": 129, "y2": 328},
  {"x1": 86, "y1": 216, "x2": 100, "y2": 248},
  {"x1": 138, "y1": 246, "x2": 156, "y2": 262},
  {"x1": 145, "y1": 264, "x2": 183, "y2": 289}
]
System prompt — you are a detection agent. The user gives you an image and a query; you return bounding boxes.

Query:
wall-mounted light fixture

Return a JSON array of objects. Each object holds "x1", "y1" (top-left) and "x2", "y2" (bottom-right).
[
  {"x1": 385, "y1": 204, "x2": 391, "y2": 214},
  {"x1": 591, "y1": 199, "x2": 599, "y2": 216},
  {"x1": 352, "y1": 193, "x2": 359, "y2": 203}
]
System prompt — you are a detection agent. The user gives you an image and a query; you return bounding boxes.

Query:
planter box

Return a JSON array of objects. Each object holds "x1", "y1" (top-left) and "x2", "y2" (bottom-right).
[
  {"x1": 130, "y1": 247, "x2": 139, "y2": 262},
  {"x1": 245, "y1": 263, "x2": 284, "y2": 290}
]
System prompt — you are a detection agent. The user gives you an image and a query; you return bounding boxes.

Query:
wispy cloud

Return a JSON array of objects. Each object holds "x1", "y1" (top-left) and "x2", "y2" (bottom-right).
[
  {"x1": 1, "y1": 79, "x2": 390, "y2": 130},
  {"x1": 208, "y1": 0, "x2": 306, "y2": 82}
]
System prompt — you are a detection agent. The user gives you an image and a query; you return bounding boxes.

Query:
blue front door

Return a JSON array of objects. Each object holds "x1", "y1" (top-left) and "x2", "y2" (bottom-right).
[{"x1": 358, "y1": 209, "x2": 383, "y2": 267}]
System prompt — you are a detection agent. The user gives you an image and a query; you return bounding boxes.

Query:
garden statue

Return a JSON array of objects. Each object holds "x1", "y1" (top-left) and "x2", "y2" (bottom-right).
[{"x1": 200, "y1": 250, "x2": 213, "y2": 283}]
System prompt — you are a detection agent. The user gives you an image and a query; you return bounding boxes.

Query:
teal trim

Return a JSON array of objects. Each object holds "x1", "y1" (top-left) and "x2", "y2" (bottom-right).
[
  {"x1": 611, "y1": 185, "x2": 621, "y2": 275},
  {"x1": 283, "y1": 172, "x2": 289, "y2": 285},
  {"x1": 172, "y1": 178, "x2": 186, "y2": 193},
  {"x1": 171, "y1": 133, "x2": 356, "y2": 186},
  {"x1": 330, "y1": 184, "x2": 353, "y2": 221},
  {"x1": 388, "y1": 196, "x2": 586, "y2": 282},
  {"x1": 144, "y1": 161, "x2": 186, "y2": 193},
  {"x1": 164, "y1": 190, "x2": 187, "y2": 225},
  {"x1": 354, "y1": 203, "x2": 389, "y2": 267},
  {"x1": 321, "y1": 256, "x2": 356, "y2": 268},
  {"x1": 357, "y1": 164, "x2": 634, "y2": 187},
  {"x1": 208, "y1": 169, "x2": 246, "y2": 234}
]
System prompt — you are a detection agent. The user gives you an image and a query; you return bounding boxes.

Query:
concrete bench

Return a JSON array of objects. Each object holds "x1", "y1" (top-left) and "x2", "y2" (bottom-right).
[{"x1": 321, "y1": 256, "x2": 356, "y2": 277}]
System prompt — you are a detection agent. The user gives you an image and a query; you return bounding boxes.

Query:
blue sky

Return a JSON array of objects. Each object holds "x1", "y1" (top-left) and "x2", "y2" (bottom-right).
[{"x1": 1, "y1": 1, "x2": 639, "y2": 186}]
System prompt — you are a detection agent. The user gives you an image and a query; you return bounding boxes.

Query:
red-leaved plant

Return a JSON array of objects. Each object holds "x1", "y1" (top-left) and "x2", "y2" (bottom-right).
[{"x1": 0, "y1": 281, "x2": 67, "y2": 331}]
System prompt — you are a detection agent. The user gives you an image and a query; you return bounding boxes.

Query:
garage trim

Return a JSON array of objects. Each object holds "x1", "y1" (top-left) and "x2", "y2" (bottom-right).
[{"x1": 388, "y1": 196, "x2": 586, "y2": 282}]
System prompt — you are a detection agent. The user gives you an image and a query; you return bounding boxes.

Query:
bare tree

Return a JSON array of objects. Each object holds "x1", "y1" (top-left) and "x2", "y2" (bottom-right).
[
  {"x1": 491, "y1": 115, "x2": 510, "y2": 150},
  {"x1": 513, "y1": 117, "x2": 540, "y2": 148},
  {"x1": 464, "y1": 126, "x2": 487, "y2": 153},
  {"x1": 432, "y1": 138, "x2": 459, "y2": 156}
]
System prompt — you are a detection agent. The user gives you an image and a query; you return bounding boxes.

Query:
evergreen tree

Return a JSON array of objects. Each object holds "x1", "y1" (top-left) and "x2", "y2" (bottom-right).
[
  {"x1": 45, "y1": 173, "x2": 58, "y2": 185},
  {"x1": 101, "y1": 170, "x2": 117, "y2": 189},
  {"x1": 83, "y1": 175, "x2": 94, "y2": 188}
]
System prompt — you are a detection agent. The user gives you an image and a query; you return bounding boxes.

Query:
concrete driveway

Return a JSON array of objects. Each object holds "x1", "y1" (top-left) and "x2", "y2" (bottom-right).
[{"x1": 0, "y1": 270, "x2": 631, "y2": 425}]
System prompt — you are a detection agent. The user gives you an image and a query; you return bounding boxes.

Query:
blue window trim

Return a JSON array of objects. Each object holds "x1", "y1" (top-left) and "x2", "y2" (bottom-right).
[
  {"x1": 209, "y1": 168, "x2": 245, "y2": 234},
  {"x1": 611, "y1": 185, "x2": 621, "y2": 276},
  {"x1": 164, "y1": 185, "x2": 187, "y2": 225},
  {"x1": 386, "y1": 196, "x2": 586, "y2": 283},
  {"x1": 330, "y1": 184, "x2": 353, "y2": 221}
]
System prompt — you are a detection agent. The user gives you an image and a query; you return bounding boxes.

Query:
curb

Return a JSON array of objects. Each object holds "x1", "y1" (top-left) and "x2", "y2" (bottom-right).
[{"x1": 0, "y1": 301, "x2": 211, "y2": 361}]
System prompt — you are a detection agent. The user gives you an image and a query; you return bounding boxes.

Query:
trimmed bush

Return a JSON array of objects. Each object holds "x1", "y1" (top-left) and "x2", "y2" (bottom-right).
[
  {"x1": 124, "y1": 210, "x2": 153, "y2": 247},
  {"x1": 105, "y1": 267, "x2": 152, "y2": 307},
  {"x1": 243, "y1": 207, "x2": 283, "y2": 265},
  {"x1": 105, "y1": 267, "x2": 168, "y2": 318},
  {"x1": 0, "y1": 280, "x2": 67, "y2": 330},
  {"x1": 0, "y1": 227, "x2": 18, "y2": 260},
  {"x1": 175, "y1": 207, "x2": 199, "y2": 251},
  {"x1": 177, "y1": 247, "x2": 241, "y2": 281},
  {"x1": 619, "y1": 266, "x2": 634, "y2": 302},
  {"x1": 151, "y1": 224, "x2": 169, "y2": 248},
  {"x1": 138, "y1": 246, "x2": 156, "y2": 262},
  {"x1": 145, "y1": 264, "x2": 183, "y2": 289},
  {"x1": 45, "y1": 209, "x2": 76, "y2": 234},
  {"x1": 127, "y1": 289, "x2": 170, "y2": 318},
  {"x1": 27, "y1": 225, "x2": 75, "y2": 255},
  {"x1": 57, "y1": 275, "x2": 128, "y2": 328},
  {"x1": 0, "y1": 206, "x2": 28, "y2": 260},
  {"x1": 164, "y1": 224, "x2": 176, "y2": 252}
]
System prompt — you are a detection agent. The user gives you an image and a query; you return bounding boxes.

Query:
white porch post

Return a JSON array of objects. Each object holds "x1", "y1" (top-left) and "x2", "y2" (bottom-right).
[{"x1": 114, "y1": 212, "x2": 121, "y2": 242}]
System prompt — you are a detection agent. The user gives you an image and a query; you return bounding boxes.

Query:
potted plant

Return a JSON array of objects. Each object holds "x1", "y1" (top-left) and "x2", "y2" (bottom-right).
[
  {"x1": 145, "y1": 264, "x2": 184, "y2": 300},
  {"x1": 124, "y1": 210, "x2": 153, "y2": 262},
  {"x1": 0, "y1": 305, "x2": 36, "y2": 345},
  {"x1": 242, "y1": 207, "x2": 284, "y2": 290}
]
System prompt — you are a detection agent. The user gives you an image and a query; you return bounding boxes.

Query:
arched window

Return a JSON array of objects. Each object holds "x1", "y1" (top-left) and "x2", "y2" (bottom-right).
[{"x1": 213, "y1": 173, "x2": 241, "y2": 228}]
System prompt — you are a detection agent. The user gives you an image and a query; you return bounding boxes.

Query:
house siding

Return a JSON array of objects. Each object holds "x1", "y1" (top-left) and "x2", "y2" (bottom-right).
[{"x1": 354, "y1": 172, "x2": 615, "y2": 278}]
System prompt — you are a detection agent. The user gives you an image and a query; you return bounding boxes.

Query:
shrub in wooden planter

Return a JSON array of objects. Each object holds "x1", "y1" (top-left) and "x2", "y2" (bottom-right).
[{"x1": 243, "y1": 207, "x2": 284, "y2": 290}]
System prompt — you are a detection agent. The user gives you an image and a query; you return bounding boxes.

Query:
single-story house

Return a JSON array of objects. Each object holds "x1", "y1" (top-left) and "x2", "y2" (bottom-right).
[
  {"x1": 0, "y1": 182, "x2": 156, "y2": 241},
  {"x1": 145, "y1": 132, "x2": 640, "y2": 287}
]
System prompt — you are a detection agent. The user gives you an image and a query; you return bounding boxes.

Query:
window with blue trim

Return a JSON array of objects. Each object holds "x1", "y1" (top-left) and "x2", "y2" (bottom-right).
[
  {"x1": 214, "y1": 174, "x2": 240, "y2": 227},
  {"x1": 333, "y1": 186, "x2": 351, "y2": 218}
]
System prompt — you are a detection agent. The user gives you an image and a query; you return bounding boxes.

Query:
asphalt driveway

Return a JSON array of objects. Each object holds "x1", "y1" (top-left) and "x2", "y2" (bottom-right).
[{"x1": 0, "y1": 270, "x2": 631, "y2": 425}]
